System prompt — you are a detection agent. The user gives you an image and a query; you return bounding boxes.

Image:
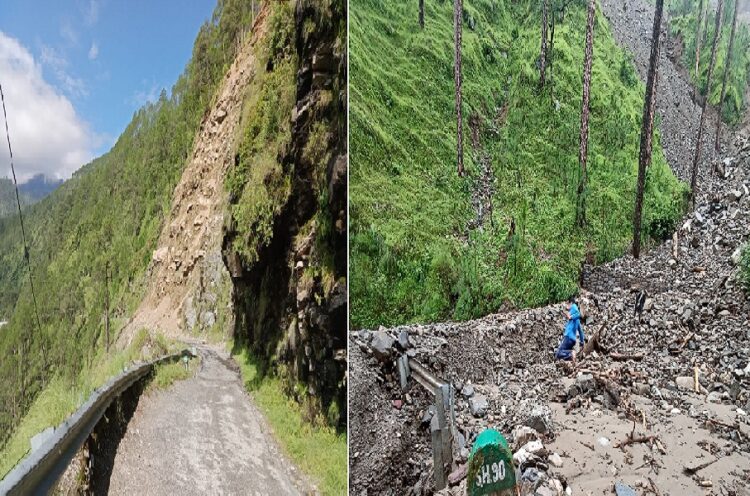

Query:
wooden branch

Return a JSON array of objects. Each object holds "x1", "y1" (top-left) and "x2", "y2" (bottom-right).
[
  {"x1": 609, "y1": 352, "x2": 644, "y2": 361},
  {"x1": 693, "y1": 366, "x2": 700, "y2": 393},
  {"x1": 683, "y1": 457, "x2": 719, "y2": 475},
  {"x1": 615, "y1": 433, "x2": 659, "y2": 450}
]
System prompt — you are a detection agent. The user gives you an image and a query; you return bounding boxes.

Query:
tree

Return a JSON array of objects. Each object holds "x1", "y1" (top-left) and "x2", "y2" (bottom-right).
[
  {"x1": 541, "y1": 0, "x2": 549, "y2": 88},
  {"x1": 690, "y1": 0, "x2": 724, "y2": 206},
  {"x1": 576, "y1": 0, "x2": 596, "y2": 228},
  {"x1": 454, "y1": 0, "x2": 464, "y2": 177},
  {"x1": 715, "y1": 0, "x2": 739, "y2": 152},
  {"x1": 633, "y1": 0, "x2": 665, "y2": 259},
  {"x1": 419, "y1": 0, "x2": 425, "y2": 28},
  {"x1": 104, "y1": 261, "x2": 110, "y2": 353},
  {"x1": 695, "y1": 0, "x2": 706, "y2": 82}
]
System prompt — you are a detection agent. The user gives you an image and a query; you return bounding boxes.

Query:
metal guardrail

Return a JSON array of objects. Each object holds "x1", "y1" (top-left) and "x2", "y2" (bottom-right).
[
  {"x1": 0, "y1": 349, "x2": 194, "y2": 496},
  {"x1": 398, "y1": 355, "x2": 456, "y2": 490}
]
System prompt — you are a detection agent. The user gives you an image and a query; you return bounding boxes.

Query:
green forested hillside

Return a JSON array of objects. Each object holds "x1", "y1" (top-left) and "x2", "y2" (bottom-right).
[
  {"x1": 350, "y1": 0, "x2": 687, "y2": 328},
  {"x1": 668, "y1": 0, "x2": 750, "y2": 124},
  {"x1": 0, "y1": 178, "x2": 30, "y2": 219},
  {"x1": 0, "y1": 0, "x2": 256, "y2": 449}
]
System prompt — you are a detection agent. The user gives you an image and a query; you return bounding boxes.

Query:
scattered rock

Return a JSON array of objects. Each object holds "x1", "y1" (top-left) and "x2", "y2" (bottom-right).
[
  {"x1": 370, "y1": 331, "x2": 395, "y2": 362},
  {"x1": 469, "y1": 394, "x2": 489, "y2": 417},
  {"x1": 614, "y1": 482, "x2": 637, "y2": 496}
]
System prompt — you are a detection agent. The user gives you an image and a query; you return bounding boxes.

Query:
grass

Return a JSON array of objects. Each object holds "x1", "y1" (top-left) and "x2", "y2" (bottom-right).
[
  {"x1": 232, "y1": 346, "x2": 347, "y2": 495},
  {"x1": 0, "y1": 329, "x2": 183, "y2": 477},
  {"x1": 667, "y1": 0, "x2": 750, "y2": 125},
  {"x1": 150, "y1": 358, "x2": 199, "y2": 390},
  {"x1": 739, "y1": 243, "x2": 750, "y2": 293},
  {"x1": 350, "y1": 0, "x2": 688, "y2": 328}
]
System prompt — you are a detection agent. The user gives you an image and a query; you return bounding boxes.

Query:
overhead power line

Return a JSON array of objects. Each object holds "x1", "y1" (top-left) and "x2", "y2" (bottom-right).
[{"x1": 0, "y1": 82, "x2": 44, "y2": 336}]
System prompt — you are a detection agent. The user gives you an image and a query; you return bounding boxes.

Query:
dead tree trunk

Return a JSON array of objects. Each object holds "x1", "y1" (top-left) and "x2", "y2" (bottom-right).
[
  {"x1": 105, "y1": 262, "x2": 110, "y2": 353},
  {"x1": 715, "y1": 0, "x2": 738, "y2": 152},
  {"x1": 454, "y1": 0, "x2": 464, "y2": 177},
  {"x1": 576, "y1": 0, "x2": 596, "y2": 228},
  {"x1": 419, "y1": 0, "x2": 425, "y2": 28},
  {"x1": 633, "y1": 0, "x2": 665, "y2": 259},
  {"x1": 695, "y1": 0, "x2": 706, "y2": 82},
  {"x1": 690, "y1": 0, "x2": 724, "y2": 207},
  {"x1": 549, "y1": 11, "x2": 556, "y2": 86},
  {"x1": 541, "y1": 0, "x2": 549, "y2": 88}
]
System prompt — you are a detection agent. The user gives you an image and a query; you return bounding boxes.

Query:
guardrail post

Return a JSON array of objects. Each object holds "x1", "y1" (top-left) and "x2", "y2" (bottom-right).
[
  {"x1": 430, "y1": 411, "x2": 447, "y2": 490},
  {"x1": 433, "y1": 386, "x2": 450, "y2": 490},
  {"x1": 398, "y1": 354, "x2": 410, "y2": 391}
]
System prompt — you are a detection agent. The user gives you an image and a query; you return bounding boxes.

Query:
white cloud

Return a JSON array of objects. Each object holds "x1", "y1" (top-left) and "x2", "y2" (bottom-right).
[
  {"x1": 83, "y1": 0, "x2": 100, "y2": 26},
  {"x1": 88, "y1": 42, "x2": 98, "y2": 60},
  {"x1": 40, "y1": 44, "x2": 88, "y2": 97},
  {"x1": 60, "y1": 21, "x2": 78, "y2": 46},
  {"x1": 0, "y1": 32, "x2": 95, "y2": 181}
]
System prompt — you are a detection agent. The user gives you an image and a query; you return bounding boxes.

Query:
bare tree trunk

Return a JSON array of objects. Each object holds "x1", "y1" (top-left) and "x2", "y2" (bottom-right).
[
  {"x1": 419, "y1": 0, "x2": 425, "y2": 28},
  {"x1": 454, "y1": 0, "x2": 464, "y2": 177},
  {"x1": 690, "y1": 0, "x2": 724, "y2": 207},
  {"x1": 549, "y1": 11, "x2": 556, "y2": 86},
  {"x1": 715, "y1": 0, "x2": 739, "y2": 152},
  {"x1": 105, "y1": 261, "x2": 110, "y2": 354},
  {"x1": 541, "y1": 0, "x2": 549, "y2": 88},
  {"x1": 634, "y1": 0, "x2": 665, "y2": 259},
  {"x1": 695, "y1": 0, "x2": 706, "y2": 81},
  {"x1": 576, "y1": 0, "x2": 596, "y2": 228}
]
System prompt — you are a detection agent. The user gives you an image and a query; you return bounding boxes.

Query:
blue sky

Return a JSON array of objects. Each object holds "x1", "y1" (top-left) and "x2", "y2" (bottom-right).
[{"x1": 0, "y1": 0, "x2": 216, "y2": 181}]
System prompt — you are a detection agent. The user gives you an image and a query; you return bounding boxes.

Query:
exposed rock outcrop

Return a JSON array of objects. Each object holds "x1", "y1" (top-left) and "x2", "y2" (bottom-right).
[{"x1": 223, "y1": 0, "x2": 347, "y2": 428}]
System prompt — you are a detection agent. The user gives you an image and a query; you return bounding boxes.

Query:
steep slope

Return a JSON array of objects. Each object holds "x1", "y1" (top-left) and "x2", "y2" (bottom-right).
[
  {"x1": 350, "y1": 0, "x2": 750, "y2": 493},
  {"x1": 222, "y1": 0, "x2": 348, "y2": 429},
  {"x1": 0, "y1": 0, "x2": 256, "y2": 451},
  {"x1": 121, "y1": 8, "x2": 269, "y2": 343},
  {"x1": 350, "y1": 0, "x2": 686, "y2": 329}
]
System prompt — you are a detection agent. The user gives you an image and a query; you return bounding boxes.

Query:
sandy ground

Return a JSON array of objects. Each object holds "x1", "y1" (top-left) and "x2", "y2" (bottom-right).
[
  {"x1": 548, "y1": 384, "x2": 750, "y2": 495},
  {"x1": 107, "y1": 345, "x2": 311, "y2": 495}
]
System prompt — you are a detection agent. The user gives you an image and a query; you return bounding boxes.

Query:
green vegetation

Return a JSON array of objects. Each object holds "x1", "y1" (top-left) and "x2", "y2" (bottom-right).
[
  {"x1": 739, "y1": 244, "x2": 750, "y2": 293},
  {"x1": 0, "y1": 329, "x2": 178, "y2": 477},
  {"x1": 350, "y1": 0, "x2": 687, "y2": 328},
  {"x1": 668, "y1": 0, "x2": 750, "y2": 124},
  {"x1": 232, "y1": 346, "x2": 347, "y2": 496},
  {"x1": 0, "y1": 0, "x2": 257, "y2": 451},
  {"x1": 151, "y1": 358, "x2": 198, "y2": 390},
  {"x1": 226, "y1": 1, "x2": 298, "y2": 265},
  {"x1": 225, "y1": 0, "x2": 347, "y2": 431}
]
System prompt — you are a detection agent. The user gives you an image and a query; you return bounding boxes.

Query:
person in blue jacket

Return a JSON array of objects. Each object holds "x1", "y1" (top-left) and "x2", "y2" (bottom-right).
[{"x1": 555, "y1": 296, "x2": 584, "y2": 363}]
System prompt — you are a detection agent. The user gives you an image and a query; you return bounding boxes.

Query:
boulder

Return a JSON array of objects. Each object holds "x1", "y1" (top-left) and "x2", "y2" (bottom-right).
[
  {"x1": 675, "y1": 376, "x2": 694, "y2": 391},
  {"x1": 370, "y1": 331, "x2": 395, "y2": 362},
  {"x1": 469, "y1": 394, "x2": 489, "y2": 417}
]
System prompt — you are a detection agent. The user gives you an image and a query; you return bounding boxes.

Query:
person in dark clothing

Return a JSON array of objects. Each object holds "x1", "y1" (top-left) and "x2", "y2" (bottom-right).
[{"x1": 555, "y1": 296, "x2": 585, "y2": 364}]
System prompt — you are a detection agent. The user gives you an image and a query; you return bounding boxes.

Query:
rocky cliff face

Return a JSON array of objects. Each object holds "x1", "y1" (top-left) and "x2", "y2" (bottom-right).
[
  {"x1": 119, "y1": 10, "x2": 270, "y2": 344},
  {"x1": 223, "y1": 0, "x2": 347, "y2": 428}
]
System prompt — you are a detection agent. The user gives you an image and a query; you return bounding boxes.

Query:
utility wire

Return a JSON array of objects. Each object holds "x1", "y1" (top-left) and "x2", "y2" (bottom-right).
[{"x1": 0, "y1": 83, "x2": 44, "y2": 336}]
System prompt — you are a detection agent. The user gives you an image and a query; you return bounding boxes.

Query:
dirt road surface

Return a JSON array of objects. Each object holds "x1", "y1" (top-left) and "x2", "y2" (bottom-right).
[{"x1": 107, "y1": 345, "x2": 310, "y2": 495}]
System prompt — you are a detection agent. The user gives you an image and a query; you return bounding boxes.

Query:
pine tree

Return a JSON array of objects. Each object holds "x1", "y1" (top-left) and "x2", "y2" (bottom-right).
[{"x1": 634, "y1": 0, "x2": 665, "y2": 259}]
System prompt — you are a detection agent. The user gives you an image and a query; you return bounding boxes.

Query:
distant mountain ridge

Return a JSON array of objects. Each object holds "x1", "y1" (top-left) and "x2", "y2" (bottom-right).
[
  {"x1": 0, "y1": 174, "x2": 63, "y2": 218},
  {"x1": 19, "y1": 174, "x2": 63, "y2": 201}
]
